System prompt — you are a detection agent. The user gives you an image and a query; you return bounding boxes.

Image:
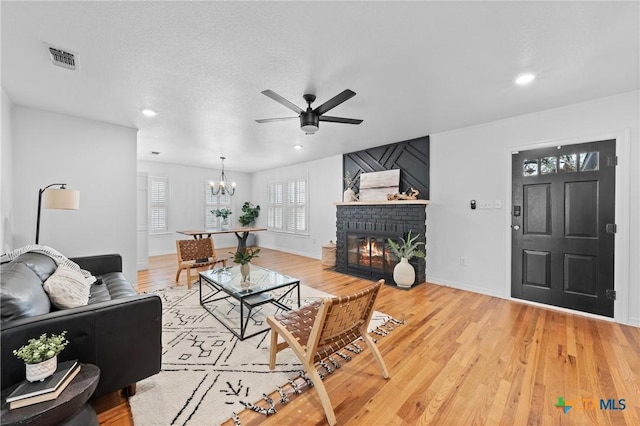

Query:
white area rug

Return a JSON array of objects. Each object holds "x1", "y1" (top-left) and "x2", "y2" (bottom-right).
[{"x1": 129, "y1": 284, "x2": 395, "y2": 426}]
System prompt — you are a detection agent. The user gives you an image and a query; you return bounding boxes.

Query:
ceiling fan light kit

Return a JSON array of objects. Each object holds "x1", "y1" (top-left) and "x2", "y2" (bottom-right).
[{"x1": 256, "y1": 89, "x2": 362, "y2": 134}]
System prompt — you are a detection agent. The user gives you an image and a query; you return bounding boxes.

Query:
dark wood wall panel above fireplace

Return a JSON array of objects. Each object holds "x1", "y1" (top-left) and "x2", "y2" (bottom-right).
[{"x1": 343, "y1": 135, "x2": 429, "y2": 200}]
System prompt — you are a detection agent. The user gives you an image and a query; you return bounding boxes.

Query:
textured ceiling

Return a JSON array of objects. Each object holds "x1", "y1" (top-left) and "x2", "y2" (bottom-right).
[{"x1": 2, "y1": 1, "x2": 638, "y2": 173}]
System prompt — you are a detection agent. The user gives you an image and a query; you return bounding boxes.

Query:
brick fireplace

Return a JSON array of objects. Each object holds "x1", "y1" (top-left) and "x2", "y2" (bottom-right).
[{"x1": 335, "y1": 201, "x2": 427, "y2": 287}]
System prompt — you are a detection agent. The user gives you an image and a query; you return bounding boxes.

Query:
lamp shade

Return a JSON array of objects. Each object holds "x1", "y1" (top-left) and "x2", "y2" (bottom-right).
[{"x1": 43, "y1": 188, "x2": 80, "y2": 210}]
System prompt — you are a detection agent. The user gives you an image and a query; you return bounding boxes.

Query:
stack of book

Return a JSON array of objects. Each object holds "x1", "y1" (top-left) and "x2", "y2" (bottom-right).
[{"x1": 6, "y1": 360, "x2": 81, "y2": 410}]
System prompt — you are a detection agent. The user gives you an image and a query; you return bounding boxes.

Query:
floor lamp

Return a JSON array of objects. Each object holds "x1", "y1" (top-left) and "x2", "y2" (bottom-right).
[{"x1": 35, "y1": 183, "x2": 80, "y2": 244}]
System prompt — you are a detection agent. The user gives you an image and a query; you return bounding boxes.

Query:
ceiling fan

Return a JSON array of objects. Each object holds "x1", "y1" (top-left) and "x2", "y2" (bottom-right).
[{"x1": 256, "y1": 89, "x2": 363, "y2": 134}]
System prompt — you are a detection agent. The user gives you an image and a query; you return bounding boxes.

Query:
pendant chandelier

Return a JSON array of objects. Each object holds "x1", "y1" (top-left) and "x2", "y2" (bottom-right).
[{"x1": 210, "y1": 156, "x2": 235, "y2": 196}]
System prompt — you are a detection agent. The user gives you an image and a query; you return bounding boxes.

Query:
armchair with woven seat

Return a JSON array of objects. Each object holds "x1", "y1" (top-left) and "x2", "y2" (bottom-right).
[
  {"x1": 175, "y1": 238, "x2": 227, "y2": 289},
  {"x1": 267, "y1": 279, "x2": 389, "y2": 425}
]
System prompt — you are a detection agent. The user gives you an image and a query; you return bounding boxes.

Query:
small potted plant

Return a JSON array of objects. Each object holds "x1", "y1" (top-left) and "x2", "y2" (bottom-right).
[
  {"x1": 13, "y1": 331, "x2": 69, "y2": 382},
  {"x1": 230, "y1": 248, "x2": 261, "y2": 288},
  {"x1": 212, "y1": 207, "x2": 232, "y2": 230},
  {"x1": 387, "y1": 230, "x2": 425, "y2": 289},
  {"x1": 238, "y1": 202, "x2": 260, "y2": 227}
]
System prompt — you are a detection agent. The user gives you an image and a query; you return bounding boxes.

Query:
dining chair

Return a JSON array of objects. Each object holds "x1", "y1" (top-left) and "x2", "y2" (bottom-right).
[
  {"x1": 175, "y1": 238, "x2": 226, "y2": 289},
  {"x1": 267, "y1": 279, "x2": 389, "y2": 425}
]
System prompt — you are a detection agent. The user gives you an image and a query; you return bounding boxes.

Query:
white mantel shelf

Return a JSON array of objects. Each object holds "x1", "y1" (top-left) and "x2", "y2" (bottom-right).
[{"x1": 334, "y1": 200, "x2": 430, "y2": 206}]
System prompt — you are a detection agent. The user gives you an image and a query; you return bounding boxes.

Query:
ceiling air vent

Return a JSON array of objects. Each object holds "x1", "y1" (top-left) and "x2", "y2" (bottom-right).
[{"x1": 48, "y1": 46, "x2": 77, "y2": 70}]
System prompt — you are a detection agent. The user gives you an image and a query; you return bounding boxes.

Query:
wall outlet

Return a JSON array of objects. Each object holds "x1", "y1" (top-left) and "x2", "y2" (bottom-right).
[
  {"x1": 494, "y1": 200, "x2": 502, "y2": 209},
  {"x1": 460, "y1": 257, "x2": 467, "y2": 267}
]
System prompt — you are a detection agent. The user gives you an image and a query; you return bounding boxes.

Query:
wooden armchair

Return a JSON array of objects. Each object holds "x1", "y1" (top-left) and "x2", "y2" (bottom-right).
[
  {"x1": 175, "y1": 238, "x2": 226, "y2": 289},
  {"x1": 267, "y1": 279, "x2": 389, "y2": 425}
]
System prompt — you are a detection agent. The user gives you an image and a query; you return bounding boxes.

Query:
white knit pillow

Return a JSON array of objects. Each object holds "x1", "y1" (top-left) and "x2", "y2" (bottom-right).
[{"x1": 43, "y1": 264, "x2": 91, "y2": 309}]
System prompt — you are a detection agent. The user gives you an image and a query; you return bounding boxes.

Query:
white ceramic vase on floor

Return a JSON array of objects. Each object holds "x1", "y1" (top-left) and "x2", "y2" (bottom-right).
[{"x1": 393, "y1": 257, "x2": 415, "y2": 288}]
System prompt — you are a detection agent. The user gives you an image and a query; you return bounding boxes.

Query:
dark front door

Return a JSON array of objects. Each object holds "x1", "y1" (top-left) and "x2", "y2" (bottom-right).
[{"x1": 511, "y1": 140, "x2": 616, "y2": 317}]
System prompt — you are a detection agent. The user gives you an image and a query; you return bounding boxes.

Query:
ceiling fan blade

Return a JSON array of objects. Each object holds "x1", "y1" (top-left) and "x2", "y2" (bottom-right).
[
  {"x1": 313, "y1": 89, "x2": 356, "y2": 116},
  {"x1": 318, "y1": 115, "x2": 363, "y2": 125},
  {"x1": 255, "y1": 117, "x2": 299, "y2": 123},
  {"x1": 261, "y1": 90, "x2": 303, "y2": 114}
]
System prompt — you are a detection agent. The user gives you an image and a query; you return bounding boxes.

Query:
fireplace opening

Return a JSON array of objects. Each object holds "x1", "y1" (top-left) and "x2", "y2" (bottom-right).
[{"x1": 345, "y1": 232, "x2": 399, "y2": 280}]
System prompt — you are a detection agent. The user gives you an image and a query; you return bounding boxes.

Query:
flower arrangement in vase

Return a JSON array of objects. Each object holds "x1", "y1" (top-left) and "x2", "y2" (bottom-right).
[
  {"x1": 231, "y1": 248, "x2": 261, "y2": 289},
  {"x1": 212, "y1": 208, "x2": 232, "y2": 230},
  {"x1": 387, "y1": 230, "x2": 425, "y2": 288},
  {"x1": 13, "y1": 331, "x2": 68, "y2": 382}
]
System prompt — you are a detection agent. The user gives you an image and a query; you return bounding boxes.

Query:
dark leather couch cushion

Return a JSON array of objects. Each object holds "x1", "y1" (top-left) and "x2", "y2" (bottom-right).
[
  {"x1": 0, "y1": 262, "x2": 51, "y2": 322},
  {"x1": 12, "y1": 253, "x2": 57, "y2": 282},
  {"x1": 89, "y1": 272, "x2": 137, "y2": 304}
]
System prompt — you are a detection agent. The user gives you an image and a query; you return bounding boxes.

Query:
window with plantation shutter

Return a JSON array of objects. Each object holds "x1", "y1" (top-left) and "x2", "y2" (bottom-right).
[
  {"x1": 267, "y1": 182, "x2": 283, "y2": 231},
  {"x1": 267, "y1": 177, "x2": 308, "y2": 235},
  {"x1": 150, "y1": 176, "x2": 168, "y2": 233},
  {"x1": 204, "y1": 182, "x2": 231, "y2": 229}
]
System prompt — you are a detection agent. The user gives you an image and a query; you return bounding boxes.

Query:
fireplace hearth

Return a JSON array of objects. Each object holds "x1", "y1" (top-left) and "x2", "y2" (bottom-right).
[{"x1": 335, "y1": 201, "x2": 427, "y2": 287}]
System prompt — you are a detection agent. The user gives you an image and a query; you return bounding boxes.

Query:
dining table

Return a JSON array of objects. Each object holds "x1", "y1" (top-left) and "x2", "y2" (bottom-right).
[{"x1": 177, "y1": 227, "x2": 267, "y2": 252}]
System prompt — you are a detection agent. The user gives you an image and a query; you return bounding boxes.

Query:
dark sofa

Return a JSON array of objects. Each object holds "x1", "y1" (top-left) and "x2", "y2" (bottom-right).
[{"x1": 1, "y1": 252, "x2": 162, "y2": 398}]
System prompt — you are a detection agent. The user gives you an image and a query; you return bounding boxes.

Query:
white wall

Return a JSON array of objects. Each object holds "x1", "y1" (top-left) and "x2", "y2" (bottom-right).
[
  {"x1": 137, "y1": 160, "x2": 253, "y2": 255},
  {"x1": 251, "y1": 155, "x2": 342, "y2": 259},
  {"x1": 428, "y1": 90, "x2": 639, "y2": 326},
  {"x1": 1, "y1": 89, "x2": 14, "y2": 254},
  {"x1": 11, "y1": 107, "x2": 138, "y2": 284}
]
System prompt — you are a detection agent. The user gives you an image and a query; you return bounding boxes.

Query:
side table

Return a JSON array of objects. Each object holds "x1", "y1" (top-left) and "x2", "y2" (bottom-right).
[{"x1": 1, "y1": 363, "x2": 100, "y2": 426}]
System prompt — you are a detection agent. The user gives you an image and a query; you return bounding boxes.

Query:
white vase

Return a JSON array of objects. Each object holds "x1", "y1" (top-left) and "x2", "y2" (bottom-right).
[
  {"x1": 393, "y1": 258, "x2": 415, "y2": 288},
  {"x1": 222, "y1": 217, "x2": 230, "y2": 230},
  {"x1": 240, "y1": 263, "x2": 250, "y2": 289},
  {"x1": 26, "y1": 356, "x2": 57, "y2": 382},
  {"x1": 343, "y1": 188, "x2": 357, "y2": 202}
]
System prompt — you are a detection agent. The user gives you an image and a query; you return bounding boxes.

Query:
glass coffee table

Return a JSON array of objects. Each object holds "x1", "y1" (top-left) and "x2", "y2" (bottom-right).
[{"x1": 199, "y1": 265, "x2": 300, "y2": 340}]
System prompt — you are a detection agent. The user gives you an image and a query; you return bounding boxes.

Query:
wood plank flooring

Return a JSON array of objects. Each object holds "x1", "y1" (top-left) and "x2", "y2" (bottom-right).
[{"x1": 93, "y1": 248, "x2": 639, "y2": 425}]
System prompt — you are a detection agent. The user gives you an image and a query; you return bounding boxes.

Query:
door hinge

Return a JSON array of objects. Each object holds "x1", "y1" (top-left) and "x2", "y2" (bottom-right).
[
  {"x1": 606, "y1": 289, "x2": 616, "y2": 300},
  {"x1": 607, "y1": 156, "x2": 618, "y2": 167},
  {"x1": 606, "y1": 223, "x2": 617, "y2": 234}
]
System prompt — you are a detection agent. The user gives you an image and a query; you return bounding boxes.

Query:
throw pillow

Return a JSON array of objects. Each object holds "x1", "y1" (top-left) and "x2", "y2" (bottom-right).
[{"x1": 43, "y1": 264, "x2": 91, "y2": 309}]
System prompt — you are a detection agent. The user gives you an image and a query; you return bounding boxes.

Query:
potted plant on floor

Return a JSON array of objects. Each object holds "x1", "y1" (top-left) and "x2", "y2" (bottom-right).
[
  {"x1": 238, "y1": 202, "x2": 260, "y2": 227},
  {"x1": 13, "y1": 331, "x2": 68, "y2": 382},
  {"x1": 387, "y1": 230, "x2": 425, "y2": 289},
  {"x1": 231, "y1": 247, "x2": 261, "y2": 289},
  {"x1": 213, "y1": 208, "x2": 232, "y2": 230}
]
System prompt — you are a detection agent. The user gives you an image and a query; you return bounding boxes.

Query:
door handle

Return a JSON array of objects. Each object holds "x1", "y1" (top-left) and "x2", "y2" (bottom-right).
[{"x1": 512, "y1": 225, "x2": 520, "y2": 230}]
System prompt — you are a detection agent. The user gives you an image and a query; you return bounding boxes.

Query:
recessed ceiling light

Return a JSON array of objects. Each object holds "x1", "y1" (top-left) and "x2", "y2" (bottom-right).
[
  {"x1": 141, "y1": 108, "x2": 157, "y2": 117},
  {"x1": 515, "y1": 73, "x2": 535, "y2": 85},
  {"x1": 293, "y1": 144, "x2": 303, "y2": 150}
]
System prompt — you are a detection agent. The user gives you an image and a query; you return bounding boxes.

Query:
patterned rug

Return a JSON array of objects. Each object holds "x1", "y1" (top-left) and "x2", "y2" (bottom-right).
[{"x1": 129, "y1": 283, "x2": 398, "y2": 426}]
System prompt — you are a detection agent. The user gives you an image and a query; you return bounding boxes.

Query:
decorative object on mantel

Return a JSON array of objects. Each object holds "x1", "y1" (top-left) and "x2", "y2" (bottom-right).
[
  {"x1": 343, "y1": 170, "x2": 359, "y2": 202},
  {"x1": 387, "y1": 187, "x2": 419, "y2": 201},
  {"x1": 209, "y1": 156, "x2": 236, "y2": 197},
  {"x1": 387, "y1": 231, "x2": 426, "y2": 289},
  {"x1": 238, "y1": 202, "x2": 260, "y2": 226},
  {"x1": 231, "y1": 248, "x2": 261, "y2": 290},
  {"x1": 13, "y1": 331, "x2": 69, "y2": 382},
  {"x1": 212, "y1": 207, "x2": 232, "y2": 230},
  {"x1": 359, "y1": 169, "x2": 400, "y2": 201}
]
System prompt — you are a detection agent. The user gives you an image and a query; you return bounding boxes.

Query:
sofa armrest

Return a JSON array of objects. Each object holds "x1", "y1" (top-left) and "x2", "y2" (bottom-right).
[
  {"x1": 70, "y1": 254, "x2": 122, "y2": 275},
  {"x1": 1, "y1": 293, "x2": 162, "y2": 397}
]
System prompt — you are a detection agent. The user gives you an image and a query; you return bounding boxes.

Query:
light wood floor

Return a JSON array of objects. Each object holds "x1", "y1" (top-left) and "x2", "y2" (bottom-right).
[{"x1": 93, "y1": 248, "x2": 639, "y2": 425}]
